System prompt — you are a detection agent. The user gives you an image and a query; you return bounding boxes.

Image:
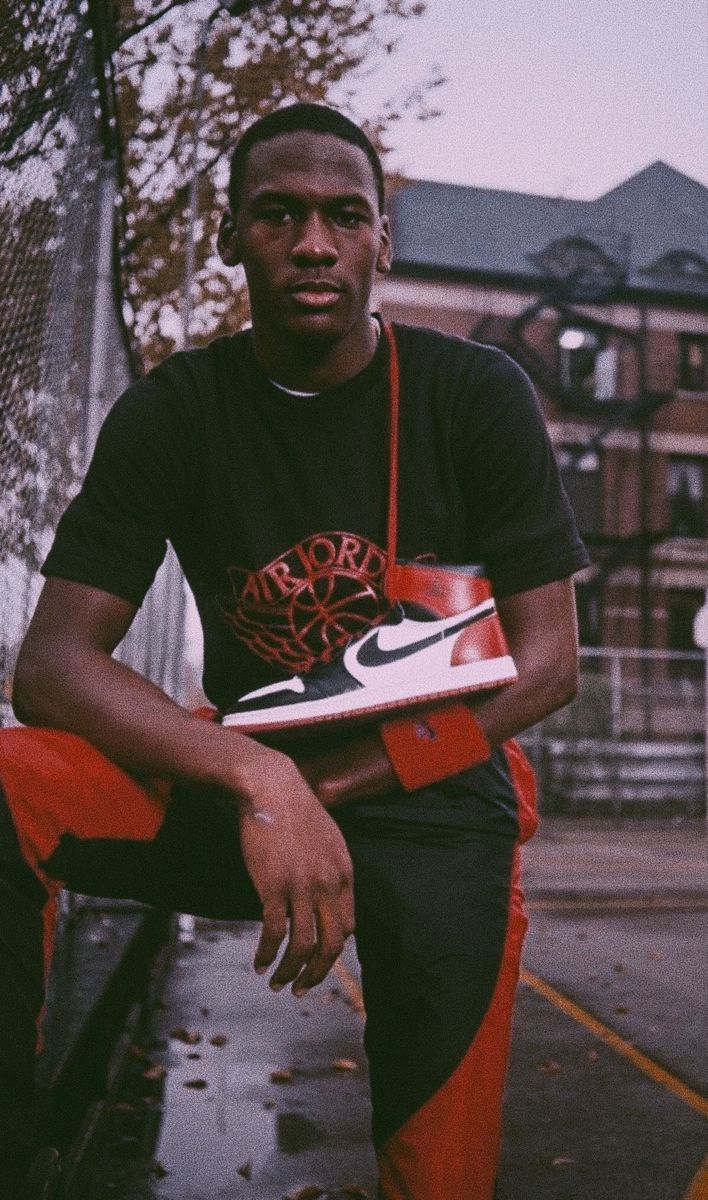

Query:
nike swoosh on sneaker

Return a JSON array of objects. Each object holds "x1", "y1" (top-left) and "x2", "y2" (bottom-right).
[
  {"x1": 222, "y1": 597, "x2": 516, "y2": 731},
  {"x1": 352, "y1": 602, "x2": 495, "y2": 669}
]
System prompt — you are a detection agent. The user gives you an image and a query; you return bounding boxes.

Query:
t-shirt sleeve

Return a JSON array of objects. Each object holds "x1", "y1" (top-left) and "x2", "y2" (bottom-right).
[
  {"x1": 453, "y1": 349, "x2": 590, "y2": 596},
  {"x1": 42, "y1": 372, "x2": 198, "y2": 606}
]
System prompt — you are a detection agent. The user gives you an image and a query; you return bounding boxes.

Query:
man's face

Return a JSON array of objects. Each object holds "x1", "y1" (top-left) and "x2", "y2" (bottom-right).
[{"x1": 220, "y1": 131, "x2": 391, "y2": 343}]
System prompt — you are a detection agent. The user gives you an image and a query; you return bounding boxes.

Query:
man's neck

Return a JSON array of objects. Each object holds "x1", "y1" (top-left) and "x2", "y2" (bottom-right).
[{"x1": 250, "y1": 315, "x2": 380, "y2": 392}]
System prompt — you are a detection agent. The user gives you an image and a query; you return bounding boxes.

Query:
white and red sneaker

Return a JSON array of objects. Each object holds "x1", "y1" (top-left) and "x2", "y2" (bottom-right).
[{"x1": 222, "y1": 563, "x2": 517, "y2": 734}]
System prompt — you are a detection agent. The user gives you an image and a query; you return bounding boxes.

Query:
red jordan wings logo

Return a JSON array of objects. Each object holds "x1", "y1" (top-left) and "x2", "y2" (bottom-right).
[{"x1": 218, "y1": 531, "x2": 390, "y2": 673}]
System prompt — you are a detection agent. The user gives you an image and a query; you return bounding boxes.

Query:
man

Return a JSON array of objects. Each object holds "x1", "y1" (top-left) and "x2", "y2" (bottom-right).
[{"x1": 1, "y1": 103, "x2": 588, "y2": 1198}]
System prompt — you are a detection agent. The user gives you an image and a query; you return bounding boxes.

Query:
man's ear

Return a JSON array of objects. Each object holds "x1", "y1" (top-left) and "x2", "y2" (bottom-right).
[
  {"x1": 375, "y1": 214, "x2": 392, "y2": 275},
  {"x1": 217, "y1": 212, "x2": 241, "y2": 266}
]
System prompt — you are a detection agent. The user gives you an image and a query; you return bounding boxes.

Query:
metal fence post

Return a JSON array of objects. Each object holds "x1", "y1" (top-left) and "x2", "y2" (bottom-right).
[{"x1": 610, "y1": 651, "x2": 622, "y2": 741}]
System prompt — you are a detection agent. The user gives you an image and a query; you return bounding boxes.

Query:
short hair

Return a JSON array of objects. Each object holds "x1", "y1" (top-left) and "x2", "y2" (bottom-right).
[{"x1": 228, "y1": 103, "x2": 385, "y2": 215}]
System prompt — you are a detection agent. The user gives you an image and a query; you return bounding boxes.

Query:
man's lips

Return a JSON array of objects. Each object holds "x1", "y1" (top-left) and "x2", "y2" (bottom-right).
[{"x1": 286, "y1": 283, "x2": 343, "y2": 309}]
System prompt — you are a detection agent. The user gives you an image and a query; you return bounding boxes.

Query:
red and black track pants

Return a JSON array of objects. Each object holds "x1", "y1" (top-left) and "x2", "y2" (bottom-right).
[{"x1": 0, "y1": 727, "x2": 536, "y2": 1199}]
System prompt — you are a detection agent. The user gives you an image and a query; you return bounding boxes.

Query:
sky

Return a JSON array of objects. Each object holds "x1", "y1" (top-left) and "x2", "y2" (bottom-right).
[{"x1": 373, "y1": 0, "x2": 708, "y2": 199}]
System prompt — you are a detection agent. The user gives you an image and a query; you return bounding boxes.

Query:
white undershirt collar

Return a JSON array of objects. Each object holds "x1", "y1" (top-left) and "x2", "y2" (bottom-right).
[{"x1": 267, "y1": 316, "x2": 381, "y2": 398}]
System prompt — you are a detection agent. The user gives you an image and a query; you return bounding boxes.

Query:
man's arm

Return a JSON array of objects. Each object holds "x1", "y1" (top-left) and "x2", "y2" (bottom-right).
[
  {"x1": 300, "y1": 576, "x2": 579, "y2": 806},
  {"x1": 13, "y1": 577, "x2": 355, "y2": 997}
]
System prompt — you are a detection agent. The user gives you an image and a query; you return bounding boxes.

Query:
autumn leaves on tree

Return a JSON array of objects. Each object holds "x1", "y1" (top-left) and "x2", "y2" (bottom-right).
[{"x1": 113, "y1": 0, "x2": 444, "y2": 368}]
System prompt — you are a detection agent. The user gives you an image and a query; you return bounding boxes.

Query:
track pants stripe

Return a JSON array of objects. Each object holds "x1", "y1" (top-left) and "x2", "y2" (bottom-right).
[{"x1": 376, "y1": 849, "x2": 526, "y2": 1200}]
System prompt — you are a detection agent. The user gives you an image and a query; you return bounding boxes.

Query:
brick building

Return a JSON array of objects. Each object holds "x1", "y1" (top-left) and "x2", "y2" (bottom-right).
[{"x1": 377, "y1": 161, "x2": 708, "y2": 656}]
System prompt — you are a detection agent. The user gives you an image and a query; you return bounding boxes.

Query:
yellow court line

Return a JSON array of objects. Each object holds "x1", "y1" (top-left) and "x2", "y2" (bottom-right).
[
  {"x1": 682, "y1": 1154, "x2": 708, "y2": 1200},
  {"x1": 337, "y1": 957, "x2": 708, "y2": 1191},
  {"x1": 522, "y1": 968, "x2": 708, "y2": 1121},
  {"x1": 339, "y1": 956, "x2": 708, "y2": 1125}
]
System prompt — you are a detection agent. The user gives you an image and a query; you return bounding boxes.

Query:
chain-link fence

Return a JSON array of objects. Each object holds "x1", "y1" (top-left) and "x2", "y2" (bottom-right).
[
  {"x1": 0, "y1": 0, "x2": 185, "y2": 719},
  {"x1": 1, "y1": 0, "x2": 187, "y2": 1116}
]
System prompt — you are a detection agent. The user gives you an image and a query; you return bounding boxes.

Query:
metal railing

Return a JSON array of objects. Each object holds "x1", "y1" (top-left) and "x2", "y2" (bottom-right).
[{"x1": 522, "y1": 647, "x2": 705, "y2": 816}]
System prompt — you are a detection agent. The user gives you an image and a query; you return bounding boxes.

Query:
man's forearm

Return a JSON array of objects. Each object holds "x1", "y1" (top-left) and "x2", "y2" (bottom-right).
[
  {"x1": 13, "y1": 643, "x2": 274, "y2": 800},
  {"x1": 13, "y1": 578, "x2": 357, "y2": 996},
  {"x1": 299, "y1": 658, "x2": 574, "y2": 810},
  {"x1": 301, "y1": 580, "x2": 580, "y2": 808}
]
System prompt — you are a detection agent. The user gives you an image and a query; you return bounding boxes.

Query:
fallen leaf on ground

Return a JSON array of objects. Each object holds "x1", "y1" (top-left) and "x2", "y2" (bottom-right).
[
  {"x1": 331, "y1": 1058, "x2": 358, "y2": 1072},
  {"x1": 237, "y1": 1160, "x2": 253, "y2": 1180},
  {"x1": 210, "y1": 1034, "x2": 229, "y2": 1047},
  {"x1": 183, "y1": 1078, "x2": 208, "y2": 1089},
  {"x1": 200, "y1": 1006, "x2": 211, "y2": 1016},
  {"x1": 142, "y1": 1065, "x2": 166, "y2": 1082},
  {"x1": 612, "y1": 962, "x2": 626, "y2": 973},
  {"x1": 538, "y1": 1059, "x2": 562, "y2": 1074},
  {"x1": 186, "y1": 1052, "x2": 201, "y2": 1060},
  {"x1": 614, "y1": 1005, "x2": 629, "y2": 1014},
  {"x1": 170, "y1": 1026, "x2": 202, "y2": 1045},
  {"x1": 263, "y1": 1098, "x2": 276, "y2": 1109},
  {"x1": 270, "y1": 1068, "x2": 294, "y2": 1084}
]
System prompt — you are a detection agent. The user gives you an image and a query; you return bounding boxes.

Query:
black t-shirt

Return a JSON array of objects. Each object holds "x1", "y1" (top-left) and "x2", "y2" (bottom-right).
[{"x1": 43, "y1": 322, "x2": 588, "y2": 834}]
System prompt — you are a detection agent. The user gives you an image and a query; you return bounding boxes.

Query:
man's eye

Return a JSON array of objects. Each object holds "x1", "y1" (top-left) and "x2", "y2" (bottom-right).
[
  {"x1": 260, "y1": 207, "x2": 292, "y2": 223},
  {"x1": 334, "y1": 210, "x2": 365, "y2": 228}
]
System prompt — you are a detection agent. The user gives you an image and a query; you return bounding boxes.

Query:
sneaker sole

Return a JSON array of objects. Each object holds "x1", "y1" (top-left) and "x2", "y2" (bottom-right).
[{"x1": 223, "y1": 655, "x2": 517, "y2": 733}]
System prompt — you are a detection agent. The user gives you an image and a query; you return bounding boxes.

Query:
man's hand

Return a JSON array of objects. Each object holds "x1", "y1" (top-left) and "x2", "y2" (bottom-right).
[
  {"x1": 237, "y1": 753, "x2": 355, "y2": 995},
  {"x1": 14, "y1": 579, "x2": 355, "y2": 996}
]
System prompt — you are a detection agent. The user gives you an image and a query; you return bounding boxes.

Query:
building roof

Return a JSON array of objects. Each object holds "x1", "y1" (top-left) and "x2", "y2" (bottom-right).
[{"x1": 389, "y1": 161, "x2": 708, "y2": 299}]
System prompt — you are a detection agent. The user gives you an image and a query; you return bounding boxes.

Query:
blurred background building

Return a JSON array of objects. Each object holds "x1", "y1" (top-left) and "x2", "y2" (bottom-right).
[
  {"x1": 379, "y1": 165, "x2": 708, "y2": 807},
  {"x1": 380, "y1": 162, "x2": 708, "y2": 659}
]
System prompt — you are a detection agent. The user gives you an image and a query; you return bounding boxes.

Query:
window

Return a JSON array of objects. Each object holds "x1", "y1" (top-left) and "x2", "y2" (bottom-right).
[
  {"x1": 575, "y1": 581, "x2": 602, "y2": 647},
  {"x1": 557, "y1": 445, "x2": 601, "y2": 536},
  {"x1": 646, "y1": 251, "x2": 708, "y2": 282},
  {"x1": 678, "y1": 334, "x2": 707, "y2": 391},
  {"x1": 558, "y1": 327, "x2": 617, "y2": 400},
  {"x1": 667, "y1": 457, "x2": 706, "y2": 538},
  {"x1": 666, "y1": 589, "x2": 705, "y2": 676}
]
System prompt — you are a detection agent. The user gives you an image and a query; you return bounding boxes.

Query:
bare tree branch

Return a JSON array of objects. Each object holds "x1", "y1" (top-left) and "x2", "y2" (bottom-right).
[
  {"x1": 116, "y1": 0, "x2": 271, "y2": 48},
  {"x1": 115, "y1": 0, "x2": 199, "y2": 48}
]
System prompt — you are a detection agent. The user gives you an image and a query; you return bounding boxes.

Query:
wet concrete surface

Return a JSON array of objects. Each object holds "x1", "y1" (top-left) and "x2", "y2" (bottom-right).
[
  {"x1": 501, "y1": 906, "x2": 708, "y2": 1199},
  {"x1": 69, "y1": 921, "x2": 377, "y2": 1199},
  {"x1": 68, "y1": 900, "x2": 707, "y2": 1199},
  {"x1": 522, "y1": 905, "x2": 708, "y2": 1095}
]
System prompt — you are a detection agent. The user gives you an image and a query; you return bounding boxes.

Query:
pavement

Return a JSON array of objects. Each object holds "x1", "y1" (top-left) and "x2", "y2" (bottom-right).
[
  {"x1": 64, "y1": 817, "x2": 707, "y2": 1200},
  {"x1": 522, "y1": 815, "x2": 707, "y2": 904}
]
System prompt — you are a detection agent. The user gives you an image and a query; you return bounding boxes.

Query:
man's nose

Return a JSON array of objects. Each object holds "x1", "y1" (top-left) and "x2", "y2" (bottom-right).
[{"x1": 291, "y1": 212, "x2": 338, "y2": 263}]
